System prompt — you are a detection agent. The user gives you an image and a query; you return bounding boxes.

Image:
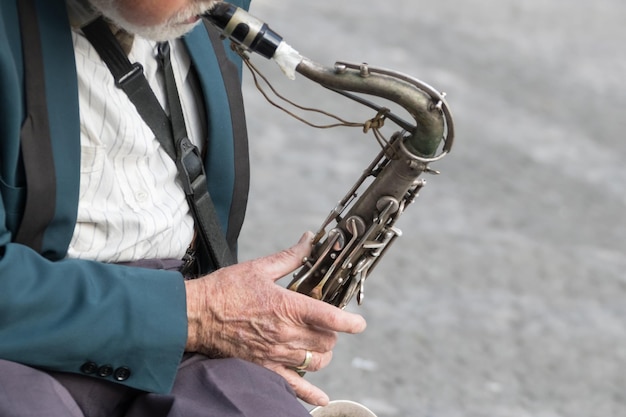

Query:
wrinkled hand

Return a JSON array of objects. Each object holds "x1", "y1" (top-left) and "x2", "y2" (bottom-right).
[{"x1": 184, "y1": 232, "x2": 367, "y2": 406}]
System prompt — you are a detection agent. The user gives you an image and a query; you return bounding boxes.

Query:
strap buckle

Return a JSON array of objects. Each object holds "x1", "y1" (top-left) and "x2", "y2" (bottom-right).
[
  {"x1": 180, "y1": 246, "x2": 198, "y2": 278},
  {"x1": 115, "y1": 62, "x2": 144, "y2": 89},
  {"x1": 176, "y1": 137, "x2": 205, "y2": 197}
]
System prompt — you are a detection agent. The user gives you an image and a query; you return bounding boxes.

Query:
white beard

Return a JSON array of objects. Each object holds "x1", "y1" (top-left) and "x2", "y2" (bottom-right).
[{"x1": 88, "y1": 0, "x2": 220, "y2": 41}]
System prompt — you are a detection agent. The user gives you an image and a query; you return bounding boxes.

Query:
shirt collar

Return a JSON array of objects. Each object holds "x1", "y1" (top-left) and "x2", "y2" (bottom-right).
[
  {"x1": 66, "y1": 0, "x2": 100, "y2": 28},
  {"x1": 66, "y1": 0, "x2": 135, "y2": 54}
]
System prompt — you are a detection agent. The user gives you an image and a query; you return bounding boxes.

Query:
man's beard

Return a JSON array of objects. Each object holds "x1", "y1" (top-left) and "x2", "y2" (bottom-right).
[{"x1": 88, "y1": 0, "x2": 220, "y2": 41}]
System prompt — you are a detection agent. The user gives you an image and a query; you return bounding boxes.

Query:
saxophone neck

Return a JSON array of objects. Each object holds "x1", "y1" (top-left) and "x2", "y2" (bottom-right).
[
  {"x1": 295, "y1": 59, "x2": 453, "y2": 158},
  {"x1": 202, "y1": 2, "x2": 454, "y2": 158}
]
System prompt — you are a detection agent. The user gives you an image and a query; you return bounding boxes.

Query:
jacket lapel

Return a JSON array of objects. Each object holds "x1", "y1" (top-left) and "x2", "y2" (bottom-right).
[
  {"x1": 35, "y1": 0, "x2": 81, "y2": 259},
  {"x1": 183, "y1": 15, "x2": 251, "y2": 262}
]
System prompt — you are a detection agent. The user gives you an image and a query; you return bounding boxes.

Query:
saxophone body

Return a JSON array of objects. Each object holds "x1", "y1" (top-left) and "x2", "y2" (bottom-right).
[
  {"x1": 290, "y1": 59, "x2": 453, "y2": 308},
  {"x1": 204, "y1": 5, "x2": 454, "y2": 414},
  {"x1": 205, "y1": 2, "x2": 454, "y2": 309}
]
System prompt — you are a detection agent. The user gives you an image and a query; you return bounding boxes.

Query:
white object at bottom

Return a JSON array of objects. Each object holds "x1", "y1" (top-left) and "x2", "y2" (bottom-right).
[{"x1": 310, "y1": 400, "x2": 377, "y2": 417}]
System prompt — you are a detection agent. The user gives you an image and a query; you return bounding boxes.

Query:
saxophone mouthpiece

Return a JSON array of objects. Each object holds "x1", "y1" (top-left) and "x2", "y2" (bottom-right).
[
  {"x1": 203, "y1": 2, "x2": 282, "y2": 59},
  {"x1": 202, "y1": 2, "x2": 303, "y2": 79}
]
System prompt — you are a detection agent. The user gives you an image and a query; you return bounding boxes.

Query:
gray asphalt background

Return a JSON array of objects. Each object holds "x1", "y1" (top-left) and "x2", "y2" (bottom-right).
[{"x1": 235, "y1": 1, "x2": 626, "y2": 416}]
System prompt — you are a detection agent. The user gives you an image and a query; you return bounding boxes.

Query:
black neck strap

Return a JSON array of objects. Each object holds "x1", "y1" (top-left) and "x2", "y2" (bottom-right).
[
  {"x1": 14, "y1": 0, "x2": 57, "y2": 252},
  {"x1": 81, "y1": 16, "x2": 235, "y2": 270}
]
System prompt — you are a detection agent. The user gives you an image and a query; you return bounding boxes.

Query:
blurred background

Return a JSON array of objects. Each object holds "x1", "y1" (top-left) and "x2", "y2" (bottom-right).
[{"x1": 236, "y1": 0, "x2": 626, "y2": 416}]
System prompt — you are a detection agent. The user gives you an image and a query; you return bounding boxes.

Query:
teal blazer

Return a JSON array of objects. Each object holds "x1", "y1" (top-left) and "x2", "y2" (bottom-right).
[{"x1": 0, "y1": 0, "x2": 250, "y2": 393}]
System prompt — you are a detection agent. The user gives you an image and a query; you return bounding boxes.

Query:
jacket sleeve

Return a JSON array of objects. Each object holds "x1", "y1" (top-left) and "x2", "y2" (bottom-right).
[
  {"x1": 0, "y1": 234, "x2": 188, "y2": 394},
  {"x1": 0, "y1": 0, "x2": 221, "y2": 395}
]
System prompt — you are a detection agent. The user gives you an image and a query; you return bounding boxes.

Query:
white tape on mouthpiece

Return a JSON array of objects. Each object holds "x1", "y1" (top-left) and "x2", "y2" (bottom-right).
[{"x1": 273, "y1": 41, "x2": 304, "y2": 80}]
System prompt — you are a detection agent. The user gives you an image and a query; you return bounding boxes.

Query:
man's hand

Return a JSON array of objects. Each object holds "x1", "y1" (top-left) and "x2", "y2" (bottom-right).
[{"x1": 184, "y1": 232, "x2": 367, "y2": 406}]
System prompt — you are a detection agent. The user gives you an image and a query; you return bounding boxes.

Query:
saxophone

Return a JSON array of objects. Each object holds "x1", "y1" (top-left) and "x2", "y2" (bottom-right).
[{"x1": 204, "y1": 4, "x2": 454, "y2": 415}]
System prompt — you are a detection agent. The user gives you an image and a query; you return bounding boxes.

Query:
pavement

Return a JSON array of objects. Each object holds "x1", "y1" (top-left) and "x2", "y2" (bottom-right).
[{"x1": 235, "y1": 1, "x2": 626, "y2": 416}]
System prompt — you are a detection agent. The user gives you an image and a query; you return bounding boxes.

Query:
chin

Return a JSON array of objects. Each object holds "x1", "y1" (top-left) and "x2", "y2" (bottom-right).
[
  {"x1": 119, "y1": 19, "x2": 202, "y2": 41},
  {"x1": 91, "y1": 0, "x2": 210, "y2": 42}
]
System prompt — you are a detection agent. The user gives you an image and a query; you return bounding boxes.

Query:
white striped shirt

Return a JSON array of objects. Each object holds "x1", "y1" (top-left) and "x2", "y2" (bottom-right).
[{"x1": 67, "y1": 30, "x2": 205, "y2": 263}]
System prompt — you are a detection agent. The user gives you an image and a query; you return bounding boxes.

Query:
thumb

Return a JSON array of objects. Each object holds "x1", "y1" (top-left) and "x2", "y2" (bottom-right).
[
  {"x1": 257, "y1": 231, "x2": 313, "y2": 283},
  {"x1": 296, "y1": 230, "x2": 315, "y2": 245}
]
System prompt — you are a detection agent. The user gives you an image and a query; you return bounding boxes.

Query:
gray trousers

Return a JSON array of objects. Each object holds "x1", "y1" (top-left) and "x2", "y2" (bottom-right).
[{"x1": 0, "y1": 354, "x2": 311, "y2": 417}]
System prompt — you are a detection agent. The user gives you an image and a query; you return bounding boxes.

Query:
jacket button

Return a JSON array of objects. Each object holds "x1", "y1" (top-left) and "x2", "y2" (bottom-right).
[
  {"x1": 80, "y1": 361, "x2": 98, "y2": 375},
  {"x1": 114, "y1": 366, "x2": 131, "y2": 381},
  {"x1": 97, "y1": 364, "x2": 114, "y2": 378}
]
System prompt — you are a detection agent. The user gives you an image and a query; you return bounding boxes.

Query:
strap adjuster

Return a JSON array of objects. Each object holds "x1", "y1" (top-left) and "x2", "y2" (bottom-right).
[
  {"x1": 176, "y1": 137, "x2": 205, "y2": 196},
  {"x1": 115, "y1": 62, "x2": 144, "y2": 88}
]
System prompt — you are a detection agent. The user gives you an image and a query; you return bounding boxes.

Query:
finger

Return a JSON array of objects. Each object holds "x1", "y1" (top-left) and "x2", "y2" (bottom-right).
[
  {"x1": 294, "y1": 349, "x2": 314, "y2": 371},
  {"x1": 294, "y1": 295, "x2": 367, "y2": 334},
  {"x1": 266, "y1": 347, "x2": 332, "y2": 372},
  {"x1": 265, "y1": 318, "x2": 338, "y2": 352},
  {"x1": 250, "y1": 231, "x2": 314, "y2": 283},
  {"x1": 293, "y1": 349, "x2": 332, "y2": 372},
  {"x1": 273, "y1": 366, "x2": 330, "y2": 407}
]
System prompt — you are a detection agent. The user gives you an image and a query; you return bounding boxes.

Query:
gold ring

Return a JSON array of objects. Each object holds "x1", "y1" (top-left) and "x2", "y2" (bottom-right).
[{"x1": 296, "y1": 350, "x2": 313, "y2": 370}]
